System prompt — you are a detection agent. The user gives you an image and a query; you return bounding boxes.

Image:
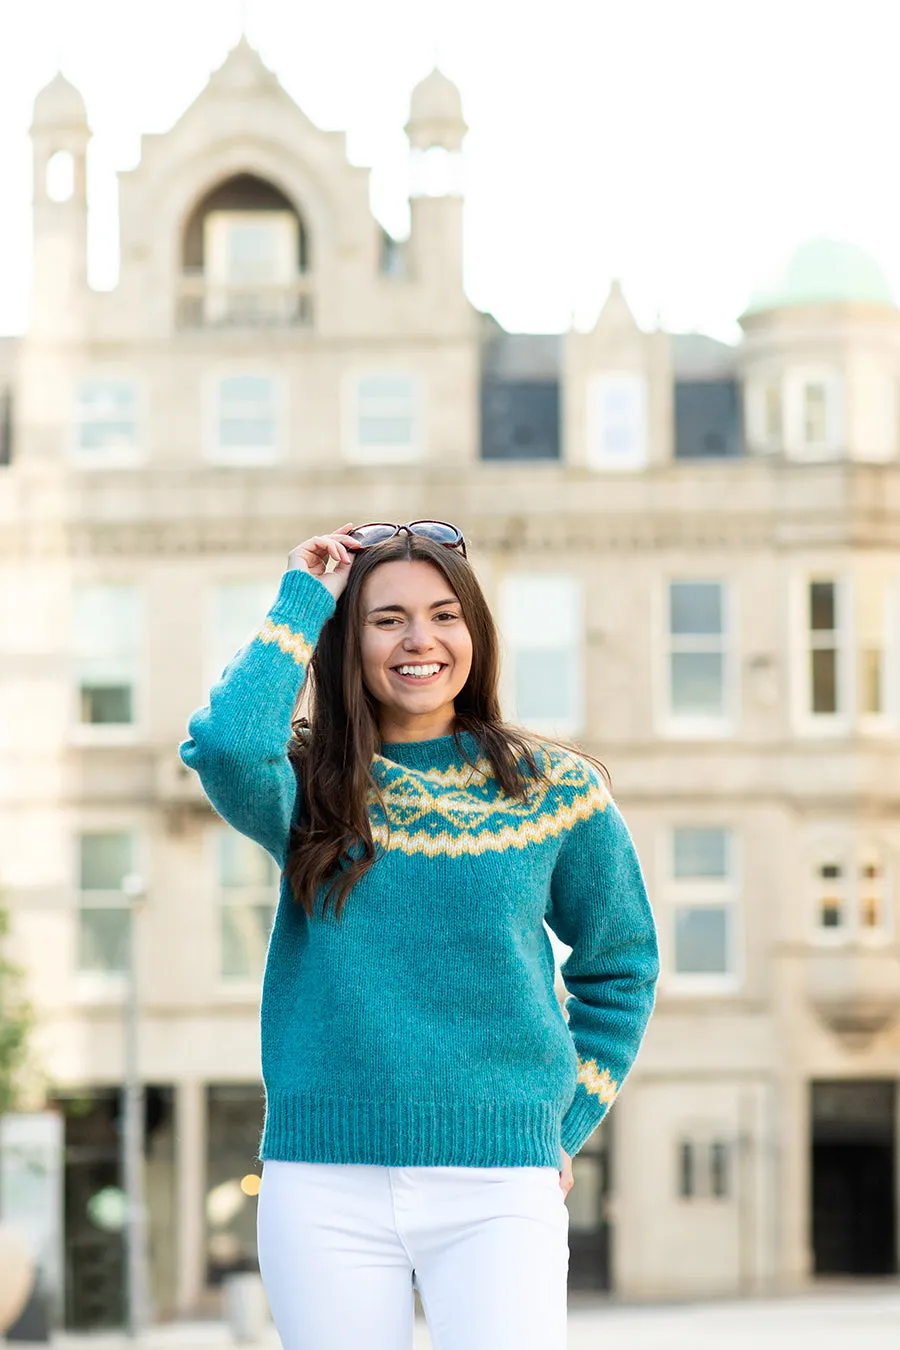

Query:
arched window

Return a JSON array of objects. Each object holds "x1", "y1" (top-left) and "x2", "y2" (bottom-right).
[{"x1": 181, "y1": 174, "x2": 309, "y2": 275}]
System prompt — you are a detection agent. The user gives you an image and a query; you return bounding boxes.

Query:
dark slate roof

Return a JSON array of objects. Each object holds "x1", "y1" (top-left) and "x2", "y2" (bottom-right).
[
  {"x1": 670, "y1": 332, "x2": 738, "y2": 379},
  {"x1": 480, "y1": 323, "x2": 562, "y2": 381}
]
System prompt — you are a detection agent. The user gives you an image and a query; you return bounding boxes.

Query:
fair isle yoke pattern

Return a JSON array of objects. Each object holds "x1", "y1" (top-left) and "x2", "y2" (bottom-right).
[
  {"x1": 366, "y1": 746, "x2": 611, "y2": 858},
  {"x1": 179, "y1": 565, "x2": 660, "y2": 1168}
]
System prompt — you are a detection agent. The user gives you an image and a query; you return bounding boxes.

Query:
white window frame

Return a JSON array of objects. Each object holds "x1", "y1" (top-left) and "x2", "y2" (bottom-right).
[
  {"x1": 343, "y1": 371, "x2": 424, "y2": 465},
  {"x1": 498, "y1": 573, "x2": 584, "y2": 737},
  {"x1": 71, "y1": 376, "x2": 143, "y2": 468},
  {"x1": 745, "y1": 375, "x2": 783, "y2": 454},
  {"x1": 209, "y1": 826, "x2": 280, "y2": 991},
  {"x1": 790, "y1": 573, "x2": 852, "y2": 737},
  {"x1": 809, "y1": 831, "x2": 893, "y2": 945},
  {"x1": 206, "y1": 581, "x2": 275, "y2": 696},
  {"x1": 205, "y1": 371, "x2": 284, "y2": 466},
  {"x1": 656, "y1": 578, "x2": 736, "y2": 739},
  {"x1": 783, "y1": 365, "x2": 844, "y2": 461},
  {"x1": 586, "y1": 372, "x2": 648, "y2": 471},
  {"x1": 857, "y1": 574, "x2": 897, "y2": 735},
  {"x1": 70, "y1": 582, "x2": 142, "y2": 746},
  {"x1": 660, "y1": 825, "x2": 742, "y2": 996},
  {"x1": 72, "y1": 826, "x2": 145, "y2": 999}
]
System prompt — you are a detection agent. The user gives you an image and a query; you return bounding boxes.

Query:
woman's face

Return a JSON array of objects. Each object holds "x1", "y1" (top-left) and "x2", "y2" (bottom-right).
[{"x1": 359, "y1": 560, "x2": 473, "y2": 732}]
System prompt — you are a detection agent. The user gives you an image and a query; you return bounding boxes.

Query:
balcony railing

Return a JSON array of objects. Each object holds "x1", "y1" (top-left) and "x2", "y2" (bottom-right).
[{"x1": 176, "y1": 272, "x2": 315, "y2": 330}]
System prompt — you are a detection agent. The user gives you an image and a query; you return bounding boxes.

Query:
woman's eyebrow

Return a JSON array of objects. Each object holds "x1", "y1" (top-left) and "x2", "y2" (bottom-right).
[{"x1": 367, "y1": 598, "x2": 459, "y2": 615}]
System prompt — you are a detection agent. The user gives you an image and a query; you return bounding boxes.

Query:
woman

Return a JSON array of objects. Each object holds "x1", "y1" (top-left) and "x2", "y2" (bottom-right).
[{"x1": 180, "y1": 520, "x2": 659, "y2": 1350}]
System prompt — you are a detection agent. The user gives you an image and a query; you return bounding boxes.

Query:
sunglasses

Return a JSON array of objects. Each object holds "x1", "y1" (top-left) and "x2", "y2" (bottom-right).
[{"x1": 347, "y1": 520, "x2": 468, "y2": 559}]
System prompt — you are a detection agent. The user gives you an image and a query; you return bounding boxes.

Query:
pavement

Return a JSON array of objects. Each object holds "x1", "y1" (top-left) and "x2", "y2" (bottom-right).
[{"x1": 40, "y1": 1286, "x2": 900, "y2": 1349}]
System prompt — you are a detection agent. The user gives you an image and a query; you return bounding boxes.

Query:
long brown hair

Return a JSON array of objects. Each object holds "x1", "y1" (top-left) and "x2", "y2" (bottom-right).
[{"x1": 285, "y1": 534, "x2": 609, "y2": 919}]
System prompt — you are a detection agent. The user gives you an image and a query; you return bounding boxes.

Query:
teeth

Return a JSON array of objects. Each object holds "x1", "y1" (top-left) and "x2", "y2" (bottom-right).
[{"x1": 395, "y1": 664, "x2": 442, "y2": 678}]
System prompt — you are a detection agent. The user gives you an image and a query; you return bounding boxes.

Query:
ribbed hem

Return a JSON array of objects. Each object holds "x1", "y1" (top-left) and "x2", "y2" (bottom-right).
[{"x1": 260, "y1": 1092, "x2": 565, "y2": 1168}]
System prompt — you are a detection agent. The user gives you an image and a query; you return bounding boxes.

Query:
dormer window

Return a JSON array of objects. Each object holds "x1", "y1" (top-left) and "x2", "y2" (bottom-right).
[{"x1": 178, "y1": 174, "x2": 311, "y2": 329}]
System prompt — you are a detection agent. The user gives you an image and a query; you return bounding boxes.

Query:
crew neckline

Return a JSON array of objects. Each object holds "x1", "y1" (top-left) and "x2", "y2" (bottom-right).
[{"x1": 377, "y1": 728, "x2": 482, "y2": 771}]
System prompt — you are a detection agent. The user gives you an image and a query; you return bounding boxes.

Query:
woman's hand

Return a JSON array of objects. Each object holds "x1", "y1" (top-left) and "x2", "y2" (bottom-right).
[
  {"x1": 288, "y1": 523, "x2": 363, "y2": 602},
  {"x1": 559, "y1": 1147, "x2": 574, "y2": 1197}
]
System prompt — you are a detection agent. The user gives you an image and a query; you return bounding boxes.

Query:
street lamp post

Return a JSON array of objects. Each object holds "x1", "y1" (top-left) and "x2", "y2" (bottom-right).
[{"x1": 121, "y1": 872, "x2": 149, "y2": 1338}]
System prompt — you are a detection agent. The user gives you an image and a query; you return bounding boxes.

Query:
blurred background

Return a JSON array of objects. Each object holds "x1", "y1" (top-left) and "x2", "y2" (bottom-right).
[{"x1": 0, "y1": 0, "x2": 899, "y2": 1340}]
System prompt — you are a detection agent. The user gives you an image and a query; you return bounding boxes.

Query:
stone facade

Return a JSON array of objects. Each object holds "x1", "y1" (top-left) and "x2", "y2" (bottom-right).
[{"x1": 1, "y1": 37, "x2": 899, "y2": 1325}]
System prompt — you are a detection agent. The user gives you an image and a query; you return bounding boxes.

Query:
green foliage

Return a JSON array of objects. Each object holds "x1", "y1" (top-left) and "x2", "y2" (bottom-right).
[{"x1": 0, "y1": 904, "x2": 33, "y2": 1115}]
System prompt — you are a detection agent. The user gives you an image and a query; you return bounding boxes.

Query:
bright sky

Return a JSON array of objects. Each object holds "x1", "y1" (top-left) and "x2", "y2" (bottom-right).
[{"x1": 2, "y1": 0, "x2": 900, "y2": 342}]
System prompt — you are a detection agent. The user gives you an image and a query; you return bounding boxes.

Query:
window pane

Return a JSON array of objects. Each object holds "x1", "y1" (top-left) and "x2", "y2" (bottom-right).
[
  {"x1": 218, "y1": 377, "x2": 276, "y2": 451},
  {"x1": 709, "y1": 1141, "x2": 730, "y2": 1198},
  {"x1": 80, "y1": 683, "x2": 133, "y2": 725},
  {"x1": 678, "y1": 1141, "x2": 694, "y2": 1198},
  {"x1": 502, "y1": 576, "x2": 581, "y2": 646},
  {"x1": 79, "y1": 907, "x2": 131, "y2": 974},
  {"x1": 514, "y1": 648, "x2": 577, "y2": 723},
  {"x1": 358, "y1": 416, "x2": 415, "y2": 446},
  {"x1": 811, "y1": 648, "x2": 838, "y2": 714},
  {"x1": 670, "y1": 652, "x2": 724, "y2": 715},
  {"x1": 804, "y1": 384, "x2": 828, "y2": 443},
  {"x1": 764, "y1": 386, "x2": 782, "y2": 440},
  {"x1": 73, "y1": 586, "x2": 140, "y2": 659},
  {"x1": 674, "y1": 906, "x2": 729, "y2": 974},
  {"x1": 860, "y1": 648, "x2": 882, "y2": 715},
  {"x1": 670, "y1": 582, "x2": 723, "y2": 637},
  {"x1": 356, "y1": 376, "x2": 418, "y2": 451},
  {"x1": 217, "y1": 831, "x2": 277, "y2": 889},
  {"x1": 673, "y1": 827, "x2": 729, "y2": 879},
  {"x1": 221, "y1": 904, "x2": 275, "y2": 979},
  {"x1": 76, "y1": 380, "x2": 138, "y2": 453},
  {"x1": 226, "y1": 223, "x2": 278, "y2": 284},
  {"x1": 80, "y1": 833, "x2": 133, "y2": 891},
  {"x1": 809, "y1": 582, "x2": 835, "y2": 632},
  {"x1": 589, "y1": 374, "x2": 647, "y2": 468}
]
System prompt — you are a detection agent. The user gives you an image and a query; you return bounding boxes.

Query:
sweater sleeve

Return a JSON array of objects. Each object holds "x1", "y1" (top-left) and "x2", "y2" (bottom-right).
[
  {"x1": 179, "y1": 568, "x2": 336, "y2": 868},
  {"x1": 545, "y1": 772, "x2": 659, "y2": 1158}
]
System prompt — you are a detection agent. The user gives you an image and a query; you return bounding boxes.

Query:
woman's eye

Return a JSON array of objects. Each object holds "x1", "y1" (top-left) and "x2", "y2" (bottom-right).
[
  {"x1": 436, "y1": 612, "x2": 459, "y2": 622},
  {"x1": 376, "y1": 618, "x2": 401, "y2": 627}
]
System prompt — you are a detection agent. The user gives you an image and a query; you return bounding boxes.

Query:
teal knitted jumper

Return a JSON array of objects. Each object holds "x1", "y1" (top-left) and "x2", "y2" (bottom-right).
[{"x1": 180, "y1": 567, "x2": 659, "y2": 1166}]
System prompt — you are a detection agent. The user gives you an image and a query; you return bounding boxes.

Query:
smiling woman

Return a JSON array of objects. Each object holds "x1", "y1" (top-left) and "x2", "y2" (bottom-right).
[
  {"x1": 359, "y1": 561, "x2": 474, "y2": 741},
  {"x1": 178, "y1": 521, "x2": 659, "y2": 1350}
]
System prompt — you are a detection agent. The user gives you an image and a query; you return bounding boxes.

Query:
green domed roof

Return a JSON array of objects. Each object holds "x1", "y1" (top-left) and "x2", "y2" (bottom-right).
[{"x1": 745, "y1": 237, "x2": 895, "y2": 313}]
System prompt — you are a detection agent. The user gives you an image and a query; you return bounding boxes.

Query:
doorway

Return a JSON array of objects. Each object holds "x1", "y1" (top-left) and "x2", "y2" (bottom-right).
[{"x1": 811, "y1": 1080, "x2": 896, "y2": 1276}]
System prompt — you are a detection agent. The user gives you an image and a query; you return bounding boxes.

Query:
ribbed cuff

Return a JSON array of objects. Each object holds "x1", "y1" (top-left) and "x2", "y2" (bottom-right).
[
  {"x1": 268, "y1": 567, "x2": 337, "y2": 636},
  {"x1": 260, "y1": 1092, "x2": 566, "y2": 1168},
  {"x1": 560, "y1": 1093, "x2": 608, "y2": 1157}
]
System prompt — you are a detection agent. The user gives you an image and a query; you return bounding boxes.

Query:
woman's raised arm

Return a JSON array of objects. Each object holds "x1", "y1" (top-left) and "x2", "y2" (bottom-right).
[{"x1": 179, "y1": 526, "x2": 360, "y2": 866}]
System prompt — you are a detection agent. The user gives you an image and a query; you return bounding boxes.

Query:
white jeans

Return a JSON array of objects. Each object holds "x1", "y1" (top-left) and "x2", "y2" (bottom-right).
[{"x1": 257, "y1": 1160, "x2": 570, "y2": 1350}]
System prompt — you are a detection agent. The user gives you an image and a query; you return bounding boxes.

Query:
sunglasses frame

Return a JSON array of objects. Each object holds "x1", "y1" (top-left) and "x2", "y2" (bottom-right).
[{"x1": 348, "y1": 519, "x2": 468, "y2": 559}]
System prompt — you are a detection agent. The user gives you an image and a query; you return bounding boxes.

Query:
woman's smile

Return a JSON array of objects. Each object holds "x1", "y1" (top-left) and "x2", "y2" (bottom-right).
[{"x1": 389, "y1": 661, "x2": 448, "y2": 685}]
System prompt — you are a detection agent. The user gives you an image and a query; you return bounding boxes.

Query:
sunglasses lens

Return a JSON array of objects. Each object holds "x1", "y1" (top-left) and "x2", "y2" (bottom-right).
[
  {"x1": 348, "y1": 524, "x2": 397, "y2": 546},
  {"x1": 408, "y1": 521, "x2": 461, "y2": 545}
]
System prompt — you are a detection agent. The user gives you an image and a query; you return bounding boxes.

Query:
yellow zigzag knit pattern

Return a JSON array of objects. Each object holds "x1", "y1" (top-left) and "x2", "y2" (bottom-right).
[
  {"x1": 576, "y1": 1057, "x2": 619, "y2": 1103},
  {"x1": 258, "y1": 619, "x2": 314, "y2": 667}
]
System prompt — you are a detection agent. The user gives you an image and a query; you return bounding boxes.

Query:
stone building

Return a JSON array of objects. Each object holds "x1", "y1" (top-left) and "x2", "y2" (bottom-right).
[{"x1": 1, "y1": 35, "x2": 899, "y2": 1328}]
